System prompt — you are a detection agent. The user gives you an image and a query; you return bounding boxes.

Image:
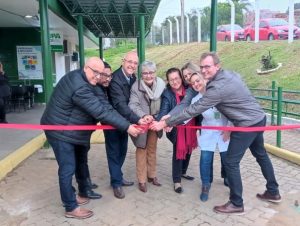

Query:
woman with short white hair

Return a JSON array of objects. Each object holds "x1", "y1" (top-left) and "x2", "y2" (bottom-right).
[{"x1": 129, "y1": 60, "x2": 166, "y2": 193}]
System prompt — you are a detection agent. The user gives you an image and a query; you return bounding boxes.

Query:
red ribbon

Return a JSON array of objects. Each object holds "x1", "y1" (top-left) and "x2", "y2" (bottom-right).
[{"x1": 0, "y1": 123, "x2": 300, "y2": 132}]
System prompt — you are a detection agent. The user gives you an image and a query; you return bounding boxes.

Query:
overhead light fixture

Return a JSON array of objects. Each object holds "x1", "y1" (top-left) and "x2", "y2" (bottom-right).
[{"x1": 25, "y1": 15, "x2": 33, "y2": 18}]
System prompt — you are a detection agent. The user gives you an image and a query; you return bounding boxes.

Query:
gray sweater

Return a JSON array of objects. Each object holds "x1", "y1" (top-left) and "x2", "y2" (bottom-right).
[{"x1": 167, "y1": 69, "x2": 265, "y2": 127}]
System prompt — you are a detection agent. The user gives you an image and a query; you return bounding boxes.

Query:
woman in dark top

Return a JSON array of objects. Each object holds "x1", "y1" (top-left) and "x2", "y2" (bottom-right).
[
  {"x1": 0, "y1": 62, "x2": 11, "y2": 123},
  {"x1": 157, "y1": 68, "x2": 197, "y2": 193}
]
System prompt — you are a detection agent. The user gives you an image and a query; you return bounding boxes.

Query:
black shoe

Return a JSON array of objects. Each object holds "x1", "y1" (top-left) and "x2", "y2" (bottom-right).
[
  {"x1": 0, "y1": 120, "x2": 8, "y2": 124},
  {"x1": 181, "y1": 174, "x2": 194, "y2": 181},
  {"x1": 113, "y1": 187, "x2": 125, "y2": 199},
  {"x1": 87, "y1": 177, "x2": 98, "y2": 189},
  {"x1": 174, "y1": 183, "x2": 183, "y2": 194},
  {"x1": 122, "y1": 179, "x2": 134, "y2": 186},
  {"x1": 79, "y1": 190, "x2": 102, "y2": 199}
]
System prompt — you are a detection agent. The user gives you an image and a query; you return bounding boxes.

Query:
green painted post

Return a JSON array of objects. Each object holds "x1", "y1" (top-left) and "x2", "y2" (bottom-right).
[
  {"x1": 39, "y1": 0, "x2": 53, "y2": 103},
  {"x1": 77, "y1": 16, "x2": 85, "y2": 68},
  {"x1": 276, "y1": 87, "x2": 282, "y2": 147},
  {"x1": 139, "y1": 15, "x2": 145, "y2": 63},
  {"x1": 271, "y1": 81, "x2": 276, "y2": 125},
  {"x1": 99, "y1": 37, "x2": 103, "y2": 60},
  {"x1": 210, "y1": 0, "x2": 218, "y2": 51},
  {"x1": 137, "y1": 37, "x2": 141, "y2": 78}
]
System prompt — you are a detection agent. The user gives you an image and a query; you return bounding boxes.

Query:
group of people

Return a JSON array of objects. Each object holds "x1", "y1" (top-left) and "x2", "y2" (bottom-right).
[{"x1": 41, "y1": 51, "x2": 281, "y2": 219}]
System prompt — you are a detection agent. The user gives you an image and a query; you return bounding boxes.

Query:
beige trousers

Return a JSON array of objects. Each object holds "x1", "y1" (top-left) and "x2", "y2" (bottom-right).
[{"x1": 136, "y1": 131, "x2": 158, "y2": 183}]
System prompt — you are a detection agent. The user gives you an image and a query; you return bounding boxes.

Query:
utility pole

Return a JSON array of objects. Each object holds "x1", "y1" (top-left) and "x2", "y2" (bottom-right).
[{"x1": 180, "y1": 0, "x2": 185, "y2": 43}]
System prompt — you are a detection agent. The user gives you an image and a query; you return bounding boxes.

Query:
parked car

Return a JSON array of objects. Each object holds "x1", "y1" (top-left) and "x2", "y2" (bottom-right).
[
  {"x1": 217, "y1": 24, "x2": 245, "y2": 41},
  {"x1": 244, "y1": 18, "x2": 300, "y2": 41}
]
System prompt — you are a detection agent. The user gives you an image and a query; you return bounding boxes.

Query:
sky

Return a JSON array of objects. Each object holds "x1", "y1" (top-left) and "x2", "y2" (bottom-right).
[{"x1": 153, "y1": 0, "x2": 298, "y2": 25}]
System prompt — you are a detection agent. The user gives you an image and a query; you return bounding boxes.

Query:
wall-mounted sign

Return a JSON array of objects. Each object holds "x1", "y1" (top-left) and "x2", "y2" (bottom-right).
[
  {"x1": 16, "y1": 46, "x2": 43, "y2": 80},
  {"x1": 50, "y1": 31, "x2": 63, "y2": 52}
]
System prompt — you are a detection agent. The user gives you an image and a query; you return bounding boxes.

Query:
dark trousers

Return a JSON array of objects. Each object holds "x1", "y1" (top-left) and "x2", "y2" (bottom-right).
[
  {"x1": 172, "y1": 144, "x2": 192, "y2": 183},
  {"x1": 224, "y1": 116, "x2": 279, "y2": 207},
  {"x1": 0, "y1": 98, "x2": 6, "y2": 122},
  {"x1": 47, "y1": 136, "x2": 90, "y2": 212},
  {"x1": 104, "y1": 130, "x2": 128, "y2": 188}
]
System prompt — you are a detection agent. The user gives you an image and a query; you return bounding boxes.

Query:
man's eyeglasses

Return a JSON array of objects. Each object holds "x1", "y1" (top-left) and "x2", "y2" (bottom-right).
[
  {"x1": 200, "y1": 65, "x2": 214, "y2": 70},
  {"x1": 123, "y1": 59, "x2": 138, "y2": 66},
  {"x1": 88, "y1": 66, "x2": 112, "y2": 79},
  {"x1": 142, "y1": 71, "x2": 155, "y2": 76}
]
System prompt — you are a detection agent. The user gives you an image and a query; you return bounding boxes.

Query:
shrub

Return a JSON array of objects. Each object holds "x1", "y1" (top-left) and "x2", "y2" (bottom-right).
[{"x1": 261, "y1": 51, "x2": 277, "y2": 71}]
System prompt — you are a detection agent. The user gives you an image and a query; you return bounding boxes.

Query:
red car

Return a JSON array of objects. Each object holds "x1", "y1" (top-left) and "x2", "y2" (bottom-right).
[
  {"x1": 217, "y1": 24, "x2": 245, "y2": 41},
  {"x1": 244, "y1": 18, "x2": 300, "y2": 41}
]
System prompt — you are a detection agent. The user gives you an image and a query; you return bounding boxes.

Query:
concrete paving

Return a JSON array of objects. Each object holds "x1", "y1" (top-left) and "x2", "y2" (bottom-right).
[
  {"x1": 0, "y1": 106, "x2": 300, "y2": 225},
  {"x1": 0, "y1": 136, "x2": 299, "y2": 226}
]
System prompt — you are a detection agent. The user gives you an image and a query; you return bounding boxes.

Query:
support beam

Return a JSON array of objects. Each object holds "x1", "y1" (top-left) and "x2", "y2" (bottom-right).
[
  {"x1": 228, "y1": 0, "x2": 235, "y2": 42},
  {"x1": 198, "y1": 11, "x2": 201, "y2": 42},
  {"x1": 210, "y1": 0, "x2": 217, "y2": 51},
  {"x1": 185, "y1": 14, "x2": 190, "y2": 43},
  {"x1": 139, "y1": 15, "x2": 145, "y2": 63},
  {"x1": 77, "y1": 15, "x2": 85, "y2": 68},
  {"x1": 174, "y1": 17, "x2": 180, "y2": 44},
  {"x1": 99, "y1": 37, "x2": 103, "y2": 59},
  {"x1": 167, "y1": 19, "x2": 173, "y2": 44},
  {"x1": 138, "y1": 15, "x2": 145, "y2": 78},
  {"x1": 39, "y1": 0, "x2": 53, "y2": 103},
  {"x1": 180, "y1": 0, "x2": 185, "y2": 43},
  {"x1": 288, "y1": 0, "x2": 294, "y2": 43},
  {"x1": 255, "y1": 0, "x2": 260, "y2": 43}
]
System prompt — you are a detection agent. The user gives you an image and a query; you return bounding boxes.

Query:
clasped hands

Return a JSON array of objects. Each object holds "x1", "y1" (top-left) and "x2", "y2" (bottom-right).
[{"x1": 128, "y1": 114, "x2": 172, "y2": 137}]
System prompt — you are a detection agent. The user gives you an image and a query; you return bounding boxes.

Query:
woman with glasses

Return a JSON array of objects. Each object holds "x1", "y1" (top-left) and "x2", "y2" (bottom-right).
[
  {"x1": 156, "y1": 68, "x2": 198, "y2": 193},
  {"x1": 189, "y1": 72, "x2": 230, "y2": 202},
  {"x1": 128, "y1": 61, "x2": 165, "y2": 193}
]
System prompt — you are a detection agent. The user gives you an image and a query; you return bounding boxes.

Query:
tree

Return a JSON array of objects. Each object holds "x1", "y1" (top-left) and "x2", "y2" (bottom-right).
[{"x1": 199, "y1": 0, "x2": 251, "y2": 40}]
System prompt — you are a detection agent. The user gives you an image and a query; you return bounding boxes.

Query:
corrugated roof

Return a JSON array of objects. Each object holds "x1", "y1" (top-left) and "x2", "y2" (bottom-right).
[{"x1": 59, "y1": 0, "x2": 161, "y2": 38}]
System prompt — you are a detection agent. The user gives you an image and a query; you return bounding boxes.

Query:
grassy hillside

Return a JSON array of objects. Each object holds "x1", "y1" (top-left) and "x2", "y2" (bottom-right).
[{"x1": 86, "y1": 41, "x2": 300, "y2": 90}]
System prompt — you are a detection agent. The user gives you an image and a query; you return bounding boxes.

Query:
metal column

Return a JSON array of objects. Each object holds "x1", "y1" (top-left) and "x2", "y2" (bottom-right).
[
  {"x1": 39, "y1": 0, "x2": 53, "y2": 103},
  {"x1": 210, "y1": 0, "x2": 217, "y2": 51},
  {"x1": 77, "y1": 15, "x2": 85, "y2": 68},
  {"x1": 99, "y1": 37, "x2": 103, "y2": 59},
  {"x1": 139, "y1": 15, "x2": 145, "y2": 64}
]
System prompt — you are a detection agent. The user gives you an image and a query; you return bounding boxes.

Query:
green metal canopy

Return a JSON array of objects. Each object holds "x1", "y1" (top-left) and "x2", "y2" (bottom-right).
[{"x1": 58, "y1": 0, "x2": 161, "y2": 38}]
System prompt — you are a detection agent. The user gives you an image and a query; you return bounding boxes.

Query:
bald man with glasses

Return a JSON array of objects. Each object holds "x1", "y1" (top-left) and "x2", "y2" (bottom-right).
[{"x1": 41, "y1": 57, "x2": 142, "y2": 219}]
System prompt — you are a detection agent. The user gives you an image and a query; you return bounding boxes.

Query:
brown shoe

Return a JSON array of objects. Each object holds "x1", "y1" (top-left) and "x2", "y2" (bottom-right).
[
  {"x1": 148, "y1": 177, "x2": 162, "y2": 186},
  {"x1": 65, "y1": 207, "x2": 94, "y2": 219},
  {"x1": 113, "y1": 186, "x2": 125, "y2": 199},
  {"x1": 256, "y1": 190, "x2": 282, "y2": 203},
  {"x1": 213, "y1": 201, "x2": 244, "y2": 215},
  {"x1": 76, "y1": 195, "x2": 90, "y2": 206},
  {"x1": 138, "y1": 183, "x2": 147, "y2": 193}
]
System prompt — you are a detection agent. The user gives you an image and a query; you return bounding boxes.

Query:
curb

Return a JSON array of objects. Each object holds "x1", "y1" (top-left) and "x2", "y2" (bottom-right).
[
  {"x1": 0, "y1": 133, "x2": 47, "y2": 181},
  {"x1": 265, "y1": 143, "x2": 300, "y2": 165},
  {"x1": 0, "y1": 131, "x2": 105, "y2": 181}
]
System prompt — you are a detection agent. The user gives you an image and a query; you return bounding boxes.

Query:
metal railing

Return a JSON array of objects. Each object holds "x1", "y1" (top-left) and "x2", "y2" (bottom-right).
[{"x1": 250, "y1": 81, "x2": 300, "y2": 148}]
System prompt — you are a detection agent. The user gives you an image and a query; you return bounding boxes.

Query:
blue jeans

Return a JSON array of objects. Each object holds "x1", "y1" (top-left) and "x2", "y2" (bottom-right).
[
  {"x1": 47, "y1": 136, "x2": 89, "y2": 212},
  {"x1": 104, "y1": 130, "x2": 128, "y2": 188},
  {"x1": 200, "y1": 150, "x2": 227, "y2": 186},
  {"x1": 224, "y1": 116, "x2": 279, "y2": 207}
]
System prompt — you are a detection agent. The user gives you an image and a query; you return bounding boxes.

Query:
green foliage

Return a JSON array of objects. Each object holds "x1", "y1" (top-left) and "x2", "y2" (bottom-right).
[
  {"x1": 261, "y1": 51, "x2": 277, "y2": 71},
  {"x1": 200, "y1": 0, "x2": 250, "y2": 38}
]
